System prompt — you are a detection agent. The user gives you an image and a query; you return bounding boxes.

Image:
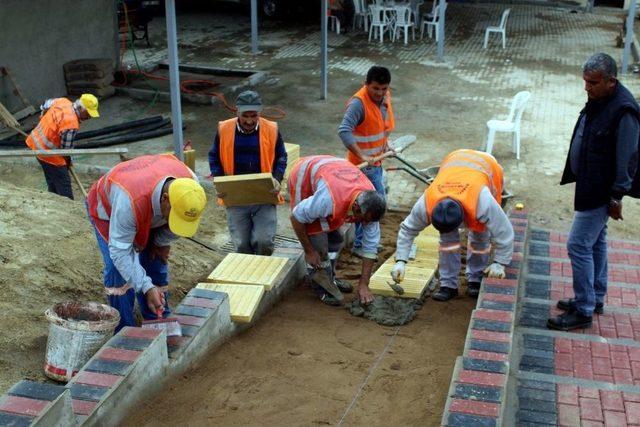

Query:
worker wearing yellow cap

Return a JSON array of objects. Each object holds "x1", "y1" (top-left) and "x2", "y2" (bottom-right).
[
  {"x1": 86, "y1": 154, "x2": 207, "y2": 331},
  {"x1": 25, "y1": 94, "x2": 99, "y2": 199}
]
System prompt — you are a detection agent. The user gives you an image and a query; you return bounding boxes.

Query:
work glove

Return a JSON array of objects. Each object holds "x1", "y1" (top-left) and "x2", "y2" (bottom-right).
[
  {"x1": 390, "y1": 261, "x2": 406, "y2": 283},
  {"x1": 270, "y1": 178, "x2": 281, "y2": 194},
  {"x1": 484, "y1": 262, "x2": 506, "y2": 279}
]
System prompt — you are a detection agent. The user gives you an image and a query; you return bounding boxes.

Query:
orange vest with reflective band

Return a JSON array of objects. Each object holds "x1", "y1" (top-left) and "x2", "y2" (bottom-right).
[
  {"x1": 288, "y1": 155, "x2": 374, "y2": 235},
  {"x1": 87, "y1": 154, "x2": 194, "y2": 248},
  {"x1": 25, "y1": 98, "x2": 79, "y2": 167},
  {"x1": 347, "y1": 86, "x2": 395, "y2": 166},
  {"x1": 425, "y1": 149, "x2": 503, "y2": 232},
  {"x1": 217, "y1": 117, "x2": 283, "y2": 206}
]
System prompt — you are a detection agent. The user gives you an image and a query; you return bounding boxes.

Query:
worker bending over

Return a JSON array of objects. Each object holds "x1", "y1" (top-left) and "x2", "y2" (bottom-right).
[
  {"x1": 26, "y1": 94, "x2": 99, "y2": 199},
  {"x1": 338, "y1": 66, "x2": 394, "y2": 257},
  {"x1": 289, "y1": 155, "x2": 386, "y2": 305},
  {"x1": 392, "y1": 149, "x2": 514, "y2": 301},
  {"x1": 209, "y1": 90, "x2": 287, "y2": 256},
  {"x1": 87, "y1": 154, "x2": 207, "y2": 331}
]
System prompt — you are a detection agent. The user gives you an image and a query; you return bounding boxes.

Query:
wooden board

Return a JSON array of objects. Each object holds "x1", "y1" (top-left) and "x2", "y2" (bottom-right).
[
  {"x1": 369, "y1": 262, "x2": 435, "y2": 298},
  {"x1": 0, "y1": 147, "x2": 129, "y2": 157},
  {"x1": 196, "y1": 283, "x2": 264, "y2": 323},
  {"x1": 284, "y1": 142, "x2": 300, "y2": 178},
  {"x1": 205, "y1": 253, "x2": 289, "y2": 291},
  {"x1": 213, "y1": 172, "x2": 280, "y2": 207}
]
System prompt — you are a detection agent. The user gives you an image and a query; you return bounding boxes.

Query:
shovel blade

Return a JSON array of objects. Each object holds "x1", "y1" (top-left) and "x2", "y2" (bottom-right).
[
  {"x1": 311, "y1": 269, "x2": 344, "y2": 301},
  {"x1": 389, "y1": 135, "x2": 416, "y2": 153}
]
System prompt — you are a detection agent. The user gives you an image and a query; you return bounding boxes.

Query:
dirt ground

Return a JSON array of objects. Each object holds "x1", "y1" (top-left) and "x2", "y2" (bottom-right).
[{"x1": 125, "y1": 212, "x2": 475, "y2": 427}]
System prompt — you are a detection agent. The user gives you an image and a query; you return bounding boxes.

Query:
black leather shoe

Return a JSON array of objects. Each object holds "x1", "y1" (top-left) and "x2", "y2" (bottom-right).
[
  {"x1": 547, "y1": 311, "x2": 593, "y2": 331},
  {"x1": 433, "y1": 287, "x2": 459, "y2": 301},
  {"x1": 467, "y1": 282, "x2": 481, "y2": 298},
  {"x1": 320, "y1": 293, "x2": 342, "y2": 306},
  {"x1": 334, "y1": 279, "x2": 353, "y2": 293},
  {"x1": 557, "y1": 298, "x2": 604, "y2": 315}
]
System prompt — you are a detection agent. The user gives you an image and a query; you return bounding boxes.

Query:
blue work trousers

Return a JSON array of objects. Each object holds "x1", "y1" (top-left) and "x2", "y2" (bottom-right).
[
  {"x1": 38, "y1": 160, "x2": 73, "y2": 200},
  {"x1": 88, "y1": 210, "x2": 170, "y2": 332},
  {"x1": 567, "y1": 205, "x2": 609, "y2": 317},
  {"x1": 354, "y1": 165, "x2": 385, "y2": 248}
]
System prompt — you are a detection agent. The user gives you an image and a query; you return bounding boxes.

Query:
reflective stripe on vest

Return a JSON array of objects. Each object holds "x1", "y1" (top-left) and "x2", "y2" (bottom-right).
[
  {"x1": 26, "y1": 98, "x2": 79, "y2": 167},
  {"x1": 293, "y1": 156, "x2": 344, "y2": 206}
]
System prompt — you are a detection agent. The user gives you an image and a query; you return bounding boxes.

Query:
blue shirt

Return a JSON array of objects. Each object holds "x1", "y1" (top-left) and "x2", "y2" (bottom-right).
[{"x1": 209, "y1": 122, "x2": 288, "y2": 181}]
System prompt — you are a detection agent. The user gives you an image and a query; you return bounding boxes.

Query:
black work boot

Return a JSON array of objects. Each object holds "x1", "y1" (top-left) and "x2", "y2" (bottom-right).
[
  {"x1": 557, "y1": 298, "x2": 604, "y2": 315},
  {"x1": 433, "y1": 287, "x2": 458, "y2": 301},
  {"x1": 547, "y1": 311, "x2": 593, "y2": 331},
  {"x1": 467, "y1": 282, "x2": 481, "y2": 298},
  {"x1": 320, "y1": 293, "x2": 342, "y2": 306},
  {"x1": 334, "y1": 278, "x2": 353, "y2": 293}
]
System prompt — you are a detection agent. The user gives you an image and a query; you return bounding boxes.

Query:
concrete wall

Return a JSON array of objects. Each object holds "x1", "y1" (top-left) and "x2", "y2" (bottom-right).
[{"x1": 0, "y1": 0, "x2": 118, "y2": 109}]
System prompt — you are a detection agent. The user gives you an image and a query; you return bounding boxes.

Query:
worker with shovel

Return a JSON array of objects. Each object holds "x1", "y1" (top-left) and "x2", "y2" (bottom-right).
[
  {"x1": 209, "y1": 90, "x2": 287, "y2": 256},
  {"x1": 86, "y1": 154, "x2": 207, "y2": 332},
  {"x1": 339, "y1": 66, "x2": 394, "y2": 259},
  {"x1": 391, "y1": 149, "x2": 514, "y2": 301},
  {"x1": 25, "y1": 94, "x2": 99, "y2": 199},
  {"x1": 288, "y1": 155, "x2": 386, "y2": 306}
]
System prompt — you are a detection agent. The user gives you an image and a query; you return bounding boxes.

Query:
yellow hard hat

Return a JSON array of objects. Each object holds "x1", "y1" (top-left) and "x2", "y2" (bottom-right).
[
  {"x1": 79, "y1": 94, "x2": 100, "y2": 118},
  {"x1": 168, "y1": 178, "x2": 207, "y2": 237}
]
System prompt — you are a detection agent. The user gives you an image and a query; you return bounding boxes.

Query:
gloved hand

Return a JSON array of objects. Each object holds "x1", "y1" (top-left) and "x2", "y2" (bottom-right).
[
  {"x1": 390, "y1": 261, "x2": 406, "y2": 283},
  {"x1": 270, "y1": 178, "x2": 281, "y2": 194},
  {"x1": 484, "y1": 262, "x2": 506, "y2": 279}
]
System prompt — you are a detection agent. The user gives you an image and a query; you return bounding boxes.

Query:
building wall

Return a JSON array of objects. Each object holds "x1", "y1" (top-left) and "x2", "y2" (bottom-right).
[{"x1": 0, "y1": 0, "x2": 118, "y2": 109}]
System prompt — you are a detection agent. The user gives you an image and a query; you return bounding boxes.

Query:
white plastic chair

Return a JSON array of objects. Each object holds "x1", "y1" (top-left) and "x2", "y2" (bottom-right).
[
  {"x1": 420, "y1": 1, "x2": 446, "y2": 41},
  {"x1": 422, "y1": 0, "x2": 437, "y2": 22},
  {"x1": 484, "y1": 91, "x2": 531, "y2": 160},
  {"x1": 392, "y1": 5, "x2": 415, "y2": 44},
  {"x1": 369, "y1": 5, "x2": 391, "y2": 43},
  {"x1": 328, "y1": 12, "x2": 341, "y2": 34},
  {"x1": 483, "y1": 9, "x2": 510, "y2": 49},
  {"x1": 411, "y1": 0, "x2": 424, "y2": 26},
  {"x1": 353, "y1": 0, "x2": 369, "y2": 31}
]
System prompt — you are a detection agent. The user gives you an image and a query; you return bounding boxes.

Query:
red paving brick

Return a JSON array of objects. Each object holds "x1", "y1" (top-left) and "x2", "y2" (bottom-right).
[
  {"x1": 98, "y1": 347, "x2": 142, "y2": 363},
  {"x1": 474, "y1": 309, "x2": 513, "y2": 323},
  {"x1": 0, "y1": 395, "x2": 49, "y2": 416},
  {"x1": 626, "y1": 401, "x2": 640, "y2": 424},
  {"x1": 72, "y1": 399, "x2": 97, "y2": 416},
  {"x1": 74, "y1": 371, "x2": 121, "y2": 388},
  {"x1": 580, "y1": 397, "x2": 604, "y2": 422},
  {"x1": 457, "y1": 370, "x2": 506, "y2": 388},
  {"x1": 601, "y1": 391, "x2": 625, "y2": 412},
  {"x1": 481, "y1": 293, "x2": 516, "y2": 303},
  {"x1": 603, "y1": 410, "x2": 628, "y2": 427},
  {"x1": 557, "y1": 384, "x2": 579, "y2": 406},
  {"x1": 449, "y1": 399, "x2": 500, "y2": 417},
  {"x1": 466, "y1": 350, "x2": 508, "y2": 362},
  {"x1": 470, "y1": 330, "x2": 511, "y2": 343},
  {"x1": 122, "y1": 327, "x2": 161, "y2": 339}
]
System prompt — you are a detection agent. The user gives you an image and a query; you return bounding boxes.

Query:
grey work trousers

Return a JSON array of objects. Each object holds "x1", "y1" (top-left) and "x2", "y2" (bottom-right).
[
  {"x1": 226, "y1": 204, "x2": 277, "y2": 256},
  {"x1": 38, "y1": 159, "x2": 74, "y2": 200},
  {"x1": 439, "y1": 229, "x2": 491, "y2": 289},
  {"x1": 307, "y1": 230, "x2": 344, "y2": 282}
]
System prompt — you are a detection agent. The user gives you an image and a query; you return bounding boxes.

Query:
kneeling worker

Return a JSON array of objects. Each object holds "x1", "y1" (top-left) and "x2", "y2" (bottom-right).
[
  {"x1": 209, "y1": 90, "x2": 287, "y2": 256},
  {"x1": 391, "y1": 149, "x2": 514, "y2": 301},
  {"x1": 87, "y1": 154, "x2": 207, "y2": 331},
  {"x1": 288, "y1": 155, "x2": 386, "y2": 305}
]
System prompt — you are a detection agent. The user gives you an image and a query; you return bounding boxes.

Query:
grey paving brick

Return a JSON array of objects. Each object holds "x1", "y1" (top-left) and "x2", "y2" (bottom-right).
[
  {"x1": 530, "y1": 230, "x2": 550, "y2": 242},
  {"x1": 469, "y1": 339, "x2": 510, "y2": 354},
  {"x1": 68, "y1": 384, "x2": 108, "y2": 402},
  {"x1": 480, "y1": 300, "x2": 514, "y2": 311},
  {"x1": 517, "y1": 379, "x2": 555, "y2": 391},
  {"x1": 0, "y1": 412, "x2": 33, "y2": 427},
  {"x1": 523, "y1": 334, "x2": 554, "y2": 344},
  {"x1": 523, "y1": 347, "x2": 554, "y2": 359},
  {"x1": 520, "y1": 364, "x2": 554, "y2": 374},
  {"x1": 175, "y1": 305, "x2": 212, "y2": 318},
  {"x1": 484, "y1": 285, "x2": 516, "y2": 295},
  {"x1": 108, "y1": 336, "x2": 151, "y2": 351},
  {"x1": 528, "y1": 260, "x2": 550, "y2": 276},
  {"x1": 517, "y1": 409, "x2": 557, "y2": 425},
  {"x1": 85, "y1": 358, "x2": 131, "y2": 376},
  {"x1": 519, "y1": 398, "x2": 557, "y2": 414},
  {"x1": 180, "y1": 325, "x2": 199, "y2": 337},
  {"x1": 529, "y1": 242, "x2": 550, "y2": 257},
  {"x1": 472, "y1": 319, "x2": 511, "y2": 332},
  {"x1": 447, "y1": 412, "x2": 497, "y2": 427},
  {"x1": 8, "y1": 380, "x2": 65, "y2": 401},
  {"x1": 453, "y1": 384, "x2": 502, "y2": 403},
  {"x1": 187, "y1": 288, "x2": 226, "y2": 300},
  {"x1": 519, "y1": 316, "x2": 547, "y2": 328},
  {"x1": 521, "y1": 355, "x2": 555, "y2": 369},
  {"x1": 517, "y1": 387, "x2": 556, "y2": 402},
  {"x1": 463, "y1": 357, "x2": 507, "y2": 374},
  {"x1": 524, "y1": 278, "x2": 551, "y2": 299}
]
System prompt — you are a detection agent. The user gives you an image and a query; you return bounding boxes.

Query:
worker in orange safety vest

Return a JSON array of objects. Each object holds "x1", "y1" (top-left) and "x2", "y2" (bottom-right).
[{"x1": 25, "y1": 94, "x2": 99, "y2": 199}]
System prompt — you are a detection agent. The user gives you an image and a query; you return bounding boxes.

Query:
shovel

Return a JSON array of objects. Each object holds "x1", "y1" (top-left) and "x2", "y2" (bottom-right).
[
  {"x1": 356, "y1": 134, "x2": 417, "y2": 169},
  {"x1": 311, "y1": 269, "x2": 344, "y2": 302}
]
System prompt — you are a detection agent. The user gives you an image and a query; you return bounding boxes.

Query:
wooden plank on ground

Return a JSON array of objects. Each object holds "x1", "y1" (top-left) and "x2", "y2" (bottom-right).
[
  {"x1": 196, "y1": 283, "x2": 264, "y2": 323},
  {"x1": 213, "y1": 172, "x2": 280, "y2": 207},
  {"x1": 0, "y1": 147, "x2": 129, "y2": 157},
  {"x1": 205, "y1": 253, "x2": 289, "y2": 291}
]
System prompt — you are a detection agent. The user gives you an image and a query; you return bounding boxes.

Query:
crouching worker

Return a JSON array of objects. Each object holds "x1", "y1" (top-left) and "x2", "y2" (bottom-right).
[
  {"x1": 391, "y1": 149, "x2": 514, "y2": 301},
  {"x1": 87, "y1": 154, "x2": 207, "y2": 331},
  {"x1": 288, "y1": 155, "x2": 386, "y2": 305}
]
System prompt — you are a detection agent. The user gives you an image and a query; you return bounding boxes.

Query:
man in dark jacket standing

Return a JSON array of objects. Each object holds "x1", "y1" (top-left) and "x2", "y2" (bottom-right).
[{"x1": 548, "y1": 53, "x2": 639, "y2": 331}]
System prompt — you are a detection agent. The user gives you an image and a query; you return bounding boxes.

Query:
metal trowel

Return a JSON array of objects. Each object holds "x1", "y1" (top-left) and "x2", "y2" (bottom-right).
[
  {"x1": 311, "y1": 269, "x2": 344, "y2": 301},
  {"x1": 387, "y1": 281, "x2": 405, "y2": 295}
]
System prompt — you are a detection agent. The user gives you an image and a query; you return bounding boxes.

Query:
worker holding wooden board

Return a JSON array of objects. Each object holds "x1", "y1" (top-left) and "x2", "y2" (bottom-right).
[{"x1": 209, "y1": 91, "x2": 287, "y2": 256}]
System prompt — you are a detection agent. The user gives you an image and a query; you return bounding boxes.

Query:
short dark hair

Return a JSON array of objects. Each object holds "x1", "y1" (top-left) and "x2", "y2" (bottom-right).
[
  {"x1": 357, "y1": 190, "x2": 386, "y2": 222},
  {"x1": 583, "y1": 53, "x2": 617, "y2": 80},
  {"x1": 366, "y1": 66, "x2": 391, "y2": 85}
]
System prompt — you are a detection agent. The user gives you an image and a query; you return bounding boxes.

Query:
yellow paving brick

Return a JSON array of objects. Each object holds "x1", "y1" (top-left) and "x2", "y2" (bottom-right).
[
  {"x1": 205, "y1": 253, "x2": 289, "y2": 290},
  {"x1": 369, "y1": 263, "x2": 435, "y2": 298},
  {"x1": 196, "y1": 283, "x2": 264, "y2": 323}
]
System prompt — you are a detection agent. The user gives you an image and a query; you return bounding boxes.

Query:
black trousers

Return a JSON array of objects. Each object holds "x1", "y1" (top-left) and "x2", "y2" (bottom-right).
[{"x1": 38, "y1": 159, "x2": 74, "y2": 200}]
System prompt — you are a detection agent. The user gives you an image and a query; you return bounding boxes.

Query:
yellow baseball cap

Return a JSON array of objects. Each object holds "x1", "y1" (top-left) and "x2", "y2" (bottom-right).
[
  {"x1": 168, "y1": 178, "x2": 207, "y2": 237},
  {"x1": 79, "y1": 94, "x2": 100, "y2": 118}
]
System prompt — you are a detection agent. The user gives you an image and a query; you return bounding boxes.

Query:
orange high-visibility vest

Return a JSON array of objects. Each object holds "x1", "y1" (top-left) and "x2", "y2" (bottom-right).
[
  {"x1": 426, "y1": 149, "x2": 503, "y2": 232},
  {"x1": 87, "y1": 154, "x2": 194, "y2": 248},
  {"x1": 25, "y1": 98, "x2": 79, "y2": 167},
  {"x1": 288, "y1": 155, "x2": 374, "y2": 235},
  {"x1": 217, "y1": 117, "x2": 282, "y2": 206},
  {"x1": 347, "y1": 86, "x2": 395, "y2": 166}
]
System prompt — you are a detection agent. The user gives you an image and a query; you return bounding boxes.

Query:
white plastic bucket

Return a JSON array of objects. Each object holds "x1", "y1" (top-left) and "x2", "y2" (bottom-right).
[{"x1": 44, "y1": 301, "x2": 120, "y2": 382}]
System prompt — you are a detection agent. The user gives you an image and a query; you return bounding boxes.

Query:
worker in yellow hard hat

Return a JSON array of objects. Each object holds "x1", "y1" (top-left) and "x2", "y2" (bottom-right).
[
  {"x1": 86, "y1": 154, "x2": 207, "y2": 332},
  {"x1": 25, "y1": 93, "x2": 100, "y2": 199}
]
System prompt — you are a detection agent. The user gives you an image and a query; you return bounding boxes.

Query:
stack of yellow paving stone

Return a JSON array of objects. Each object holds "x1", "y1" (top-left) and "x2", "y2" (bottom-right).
[
  {"x1": 281, "y1": 143, "x2": 300, "y2": 195},
  {"x1": 369, "y1": 226, "x2": 440, "y2": 298},
  {"x1": 196, "y1": 253, "x2": 289, "y2": 323}
]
